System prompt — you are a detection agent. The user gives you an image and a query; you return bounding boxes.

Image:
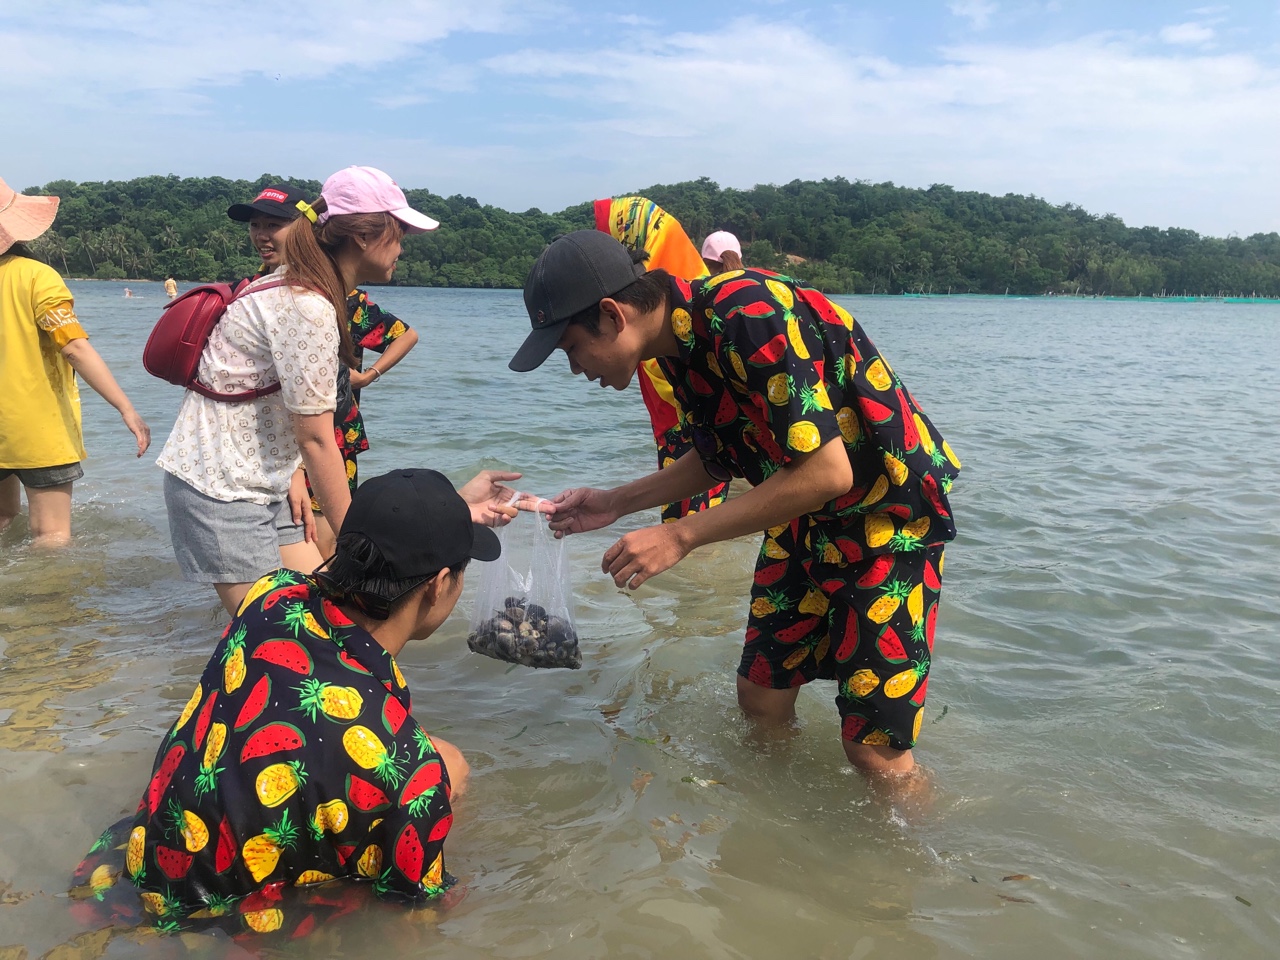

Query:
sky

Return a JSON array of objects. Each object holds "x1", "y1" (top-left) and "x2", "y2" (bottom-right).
[{"x1": 3, "y1": 1, "x2": 1279, "y2": 236}]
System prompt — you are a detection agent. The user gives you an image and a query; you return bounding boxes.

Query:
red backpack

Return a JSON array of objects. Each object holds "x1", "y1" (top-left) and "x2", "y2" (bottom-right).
[{"x1": 143, "y1": 278, "x2": 288, "y2": 401}]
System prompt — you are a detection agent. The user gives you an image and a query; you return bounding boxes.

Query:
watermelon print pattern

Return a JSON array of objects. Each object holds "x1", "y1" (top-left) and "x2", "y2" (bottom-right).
[
  {"x1": 73, "y1": 569, "x2": 454, "y2": 936},
  {"x1": 660, "y1": 269, "x2": 960, "y2": 558},
  {"x1": 302, "y1": 290, "x2": 412, "y2": 508},
  {"x1": 740, "y1": 526, "x2": 946, "y2": 750},
  {"x1": 658, "y1": 270, "x2": 958, "y2": 751},
  {"x1": 655, "y1": 423, "x2": 729, "y2": 522}
]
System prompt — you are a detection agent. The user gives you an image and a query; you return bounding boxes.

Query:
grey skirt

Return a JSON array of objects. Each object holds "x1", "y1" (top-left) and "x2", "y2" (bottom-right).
[{"x1": 163, "y1": 472, "x2": 304, "y2": 584}]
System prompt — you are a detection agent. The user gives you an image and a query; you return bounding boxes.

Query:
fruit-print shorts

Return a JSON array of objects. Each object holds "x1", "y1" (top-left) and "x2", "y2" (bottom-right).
[{"x1": 739, "y1": 520, "x2": 945, "y2": 751}]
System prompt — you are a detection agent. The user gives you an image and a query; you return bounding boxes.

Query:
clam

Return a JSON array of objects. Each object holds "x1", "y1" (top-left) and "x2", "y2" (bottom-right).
[{"x1": 469, "y1": 599, "x2": 581, "y2": 669}]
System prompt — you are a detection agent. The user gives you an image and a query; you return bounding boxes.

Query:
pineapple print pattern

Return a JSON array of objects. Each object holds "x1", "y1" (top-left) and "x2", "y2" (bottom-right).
[
  {"x1": 658, "y1": 269, "x2": 958, "y2": 752},
  {"x1": 744, "y1": 514, "x2": 945, "y2": 750},
  {"x1": 74, "y1": 570, "x2": 455, "y2": 937},
  {"x1": 301, "y1": 289, "x2": 414, "y2": 510},
  {"x1": 663, "y1": 269, "x2": 959, "y2": 560}
]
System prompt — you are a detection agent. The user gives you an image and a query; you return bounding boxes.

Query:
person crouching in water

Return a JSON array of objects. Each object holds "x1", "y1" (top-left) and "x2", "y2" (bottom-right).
[
  {"x1": 509, "y1": 232, "x2": 961, "y2": 795},
  {"x1": 73, "y1": 469, "x2": 494, "y2": 937}
]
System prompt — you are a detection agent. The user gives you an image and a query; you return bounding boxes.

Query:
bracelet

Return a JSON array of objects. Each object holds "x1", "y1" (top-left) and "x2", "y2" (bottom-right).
[{"x1": 368, "y1": 366, "x2": 382, "y2": 382}]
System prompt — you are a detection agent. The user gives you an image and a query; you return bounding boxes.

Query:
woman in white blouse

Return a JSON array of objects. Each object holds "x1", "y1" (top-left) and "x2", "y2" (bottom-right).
[{"x1": 157, "y1": 166, "x2": 529, "y2": 615}]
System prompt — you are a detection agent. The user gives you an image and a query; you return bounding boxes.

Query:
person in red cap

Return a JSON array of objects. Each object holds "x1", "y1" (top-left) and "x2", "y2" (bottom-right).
[
  {"x1": 226, "y1": 182, "x2": 315, "y2": 274},
  {"x1": 159, "y1": 166, "x2": 523, "y2": 616},
  {"x1": 73, "y1": 469, "x2": 500, "y2": 938},
  {"x1": 1, "y1": 176, "x2": 151, "y2": 546},
  {"x1": 509, "y1": 231, "x2": 961, "y2": 794}
]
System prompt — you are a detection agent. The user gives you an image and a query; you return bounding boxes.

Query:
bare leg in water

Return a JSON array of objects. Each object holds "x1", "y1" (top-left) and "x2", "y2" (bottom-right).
[{"x1": 736, "y1": 676, "x2": 932, "y2": 811}]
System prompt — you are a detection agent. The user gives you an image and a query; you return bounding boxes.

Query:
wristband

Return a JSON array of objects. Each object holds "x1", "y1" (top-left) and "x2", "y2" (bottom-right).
[{"x1": 369, "y1": 366, "x2": 382, "y2": 381}]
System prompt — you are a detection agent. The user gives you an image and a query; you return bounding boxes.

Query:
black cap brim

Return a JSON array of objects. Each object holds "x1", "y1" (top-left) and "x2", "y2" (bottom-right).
[
  {"x1": 508, "y1": 321, "x2": 566, "y2": 372},
  {"x1": 470, "y1": 524, "x2": 502, "y2": 562},
  {"x1": 227, "y1": 201, "x2": 300, "y2": 223}
]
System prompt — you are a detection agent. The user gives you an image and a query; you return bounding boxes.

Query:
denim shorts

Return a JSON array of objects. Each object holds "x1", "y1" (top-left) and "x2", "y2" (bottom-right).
[
  {"x1": 163, "y1": 472, "x2": 304, "y2": 584},
  {"x1": 0, "y1": 462, "x2": 85, "y2": 489}
]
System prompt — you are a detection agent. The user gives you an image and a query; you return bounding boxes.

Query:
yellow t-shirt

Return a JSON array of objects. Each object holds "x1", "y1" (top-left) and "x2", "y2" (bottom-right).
[{"x1": 0, "y1": 254, "x2": 90, "y2": 469}]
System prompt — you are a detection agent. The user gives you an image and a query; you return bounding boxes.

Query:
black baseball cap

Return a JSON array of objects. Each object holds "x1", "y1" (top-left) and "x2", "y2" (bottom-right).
[
  {"x1": 227, "y1": 183, "x2": 311, "y2": 223},
  {"x1": 339, "y1": 469, "x2": 501, "y2": 578},
  {"x1": 509, "y1": 230, "x2": 647, "y2": 372}
]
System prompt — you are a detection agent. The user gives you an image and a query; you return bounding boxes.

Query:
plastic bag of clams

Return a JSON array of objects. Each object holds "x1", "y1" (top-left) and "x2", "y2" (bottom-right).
[{"x1": 467, "y1": 504, "x2": 580, "y2": 669}]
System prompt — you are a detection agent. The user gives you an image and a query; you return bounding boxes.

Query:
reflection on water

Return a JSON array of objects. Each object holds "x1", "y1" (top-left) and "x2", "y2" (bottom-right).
[{"x1": 1, "y1": 284, "x2": 1279, "y2": 958}]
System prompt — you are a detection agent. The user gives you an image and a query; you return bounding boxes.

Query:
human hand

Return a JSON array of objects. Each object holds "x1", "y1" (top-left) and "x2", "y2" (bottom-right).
[
  {"x1": 349, "y1": 368, "x2": 378, "y2": 390},
  {"x1": 288, "y1": 468, "x2": 317, "y2": 543},
  {"x1": 459, "y1": 470, "x2": 555, "y2": 527},
  {"x1": 602, "y1": 523, "x2": 690, "y2": 589},
  {"x1": 122, "y1": 407, "x2": 151, "y2": 457},
  {"x1": 547, "y1": 487, "x2": 619, "y2": 538}
]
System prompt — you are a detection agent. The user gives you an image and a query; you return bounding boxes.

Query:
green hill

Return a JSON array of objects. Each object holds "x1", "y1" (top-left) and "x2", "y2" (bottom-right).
[{"x1": 21, "y1": 174, "x2": 1280, "y2": 297}]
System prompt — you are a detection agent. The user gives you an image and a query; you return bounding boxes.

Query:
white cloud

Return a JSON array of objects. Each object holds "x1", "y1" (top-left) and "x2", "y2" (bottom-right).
[
  {"x1": 0, "y1": 0, "x2": 526, "y2": 108},
  {"x1": 5, "y1": 6, "x2": 1278, "y2": 237},
  {"x1": 948, "y1": 1, "x2": 998, "y2": 29},
  {"x1": 483, "y1": 19, "x2": 1280, "y2": 234},
  {"x1": 1159, "y1": 21, "x2": 1216, "y2": 45}
]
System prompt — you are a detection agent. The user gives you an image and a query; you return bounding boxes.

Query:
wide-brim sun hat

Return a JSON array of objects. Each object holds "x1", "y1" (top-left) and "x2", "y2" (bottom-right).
[
  {"x1": 319, "y1": 166, "x2": 439, "y2": 233},
  {"x1": 701, "y1": 230, "x2": 741, "y2": 262},
  {"x1": 0, "y1": 177, "x2": 60, "y2": 254}
]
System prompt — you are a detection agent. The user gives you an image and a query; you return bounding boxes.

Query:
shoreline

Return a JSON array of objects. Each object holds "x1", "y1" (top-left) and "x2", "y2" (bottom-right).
[{"x1": 62, "y1": 277, "x2": 1280, "y2": 304}]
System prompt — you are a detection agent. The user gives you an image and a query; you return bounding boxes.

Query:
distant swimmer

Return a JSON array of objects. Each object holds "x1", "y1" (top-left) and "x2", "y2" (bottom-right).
[
  {"x1": 163, "y1": 275, "x2": 177, "y2": 299},
  {"x1": 122, "y1": 287, "x2": 134, "y2": 298}
]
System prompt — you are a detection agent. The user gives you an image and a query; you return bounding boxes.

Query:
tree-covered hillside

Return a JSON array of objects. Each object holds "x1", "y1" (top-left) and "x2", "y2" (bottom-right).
[{"x1": 20, "y1": 174, "x2": 1280, "y2": 297}]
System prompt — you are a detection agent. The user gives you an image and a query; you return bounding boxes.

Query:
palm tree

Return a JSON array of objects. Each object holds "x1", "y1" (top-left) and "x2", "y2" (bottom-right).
[
  {"x1": 70, "y1": 232, "x2": 96, "y2": 274},
  {"x1": 207, "y1": 228, "x2": 234, "y2": 260},
  {"x1": 159, "y1": 224, "x2": 180, "y2": 250},
  {"x1": 39, "y1": 233, "x2": 71, "y2": 275},
  {"x1": 104, "y1": 228, "x2": 130, "y2": 271},
  {"x1": 89, "y1": 232, "x2": 113, "y2": 273}
]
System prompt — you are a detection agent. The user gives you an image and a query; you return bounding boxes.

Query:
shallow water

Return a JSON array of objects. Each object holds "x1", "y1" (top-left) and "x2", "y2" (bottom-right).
[{"x1": 1, "y1": 282, "x2": 1278, "y2": 957}]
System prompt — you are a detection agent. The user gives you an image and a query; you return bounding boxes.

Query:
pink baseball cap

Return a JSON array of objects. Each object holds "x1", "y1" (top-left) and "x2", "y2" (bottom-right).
[
  {"x1": 319, "y1": 166, "x2": 439, "y2": 233},
  {"x1": 701, "y1": 230, "x2": 741, "y2": 261}
]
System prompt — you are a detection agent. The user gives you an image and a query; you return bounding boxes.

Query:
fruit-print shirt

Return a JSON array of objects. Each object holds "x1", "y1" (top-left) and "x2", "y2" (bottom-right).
[
  {"x1": 336, "y1": 289, "x2": 411, "y2": 464},
  {"x1": 235, "y1": 276, "x2": 410, "y2": 473},
  {"x1": 119, "y1": 569, "x2": 454, "y2": 925},
  {"x1": 660, "y1": 270, "x2": 962, "y2": 557}
]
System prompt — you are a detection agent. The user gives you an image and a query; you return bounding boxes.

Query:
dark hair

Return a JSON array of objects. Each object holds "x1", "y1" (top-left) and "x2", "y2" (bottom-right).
[
  {"x1": 566, "y1": 248, "x2": 670, "y2": 333},
  {"x1": 277, "y1": 196, "x2": 402, "y2": 368},
  {"x1": 3, "y1": 242, "x2": 37, "y2": 261},
  {"x1": 315, "y1": 531, "x2": 468, "y2": 620}
]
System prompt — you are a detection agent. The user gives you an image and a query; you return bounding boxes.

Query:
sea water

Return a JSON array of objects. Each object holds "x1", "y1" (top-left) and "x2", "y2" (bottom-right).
[{"x1": 0, "y1": 283, "x2": 1277, "y2": 958}]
